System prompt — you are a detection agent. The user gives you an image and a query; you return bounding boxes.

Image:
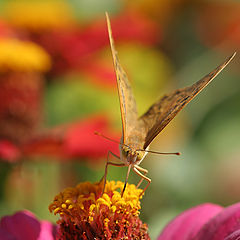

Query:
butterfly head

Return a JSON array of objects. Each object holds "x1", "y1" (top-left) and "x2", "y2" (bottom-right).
[{"x1": 121, "y1": 145, "x2": 146, "y2": 164}]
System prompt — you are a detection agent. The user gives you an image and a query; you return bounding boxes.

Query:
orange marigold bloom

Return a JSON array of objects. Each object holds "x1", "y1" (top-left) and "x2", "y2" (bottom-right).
[{"x1": 49, "y1": 180, "x2": 150, "y2": 239}]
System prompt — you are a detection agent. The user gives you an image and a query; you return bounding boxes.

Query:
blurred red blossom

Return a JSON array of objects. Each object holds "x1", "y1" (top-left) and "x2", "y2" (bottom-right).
[
  {"x1": 0, "y1": 72, "x2": 44, "y2": 144},
  {"x1": 21, "y1": 115, "x2": 120, "y2": 163},
  {"x1": 0, "y1": 38, "x2": 50, "y2": 149},
  {"x1": 0, "y1": 140, "x2": 20, "y2": 162},
  {"x1": 63, "y1": 115, "x2": 120, "y2": 160},
  {"x1": 25, "y1": 11, "x2": 160, "y2": 76},
  {"x1": 80, "y1": 59, "x2": 116, "y2": 88},
  {"x1": 0, "y1": 20, "x2": 15, "y2": 39}
]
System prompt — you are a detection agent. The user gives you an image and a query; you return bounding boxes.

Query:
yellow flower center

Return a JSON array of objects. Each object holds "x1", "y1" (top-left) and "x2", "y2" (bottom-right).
[{"x1": 49, "y1": 180, "x2": 143, "y2": 221}]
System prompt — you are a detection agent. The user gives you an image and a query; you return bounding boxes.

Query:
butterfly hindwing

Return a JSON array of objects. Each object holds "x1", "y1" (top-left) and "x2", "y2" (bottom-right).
[
  {"x1": 139, "y1": 53, "x2": 236, "y2": 149},
  {"x1": 106, "y1": 13, "x2": 139, "y2": 146}
]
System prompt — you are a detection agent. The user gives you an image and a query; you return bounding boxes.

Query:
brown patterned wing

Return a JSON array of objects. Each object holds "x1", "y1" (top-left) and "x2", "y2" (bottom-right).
[
  {"x1": 106, "y1": 13, "x2": 138, "y2": 145},
  {"x1": 139, "y1": 52, "x2": 236, "y2": 149}
]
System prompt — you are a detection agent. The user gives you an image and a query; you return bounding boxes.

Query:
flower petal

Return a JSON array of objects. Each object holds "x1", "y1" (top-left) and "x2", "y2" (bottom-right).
[
  {"x1": 194, "y1": 203, "x2": 240, "y2": 240},
  {"x1": 38, "y1": 220, "x2": 56, "y2": 240},
  {"x1": 0, "y1": 210, "x2": 55, "y2": 240},
  {"x1": 64, "y1": 115, "x2": 120, "y2": 160},
  {"x1": 158, "y1": 203, "x2": 223, "y2": 240},
  {"x1": 0, "y1": 140, "x2": 20, "y2": 162},
  {"x1": 225, "y1": 229, "x2": 240, "y2": 240},
  {"x1": 0, "y1": 228, "x2": 15, "y2": 240},
  {"x1": 0, "y1": 210, "x2": 40, "y2": 240}
]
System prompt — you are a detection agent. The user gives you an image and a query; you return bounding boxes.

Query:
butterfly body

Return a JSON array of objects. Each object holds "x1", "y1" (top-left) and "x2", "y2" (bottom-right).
[{"x1": 103, "y1": 12, "x2": 236, "y2": 196}]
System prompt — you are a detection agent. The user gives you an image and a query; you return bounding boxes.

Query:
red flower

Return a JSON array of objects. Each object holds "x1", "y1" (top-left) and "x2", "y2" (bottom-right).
[
  {"x1": 29, "y1": 11, "x2": 159, "y2": 75},
  {"x1": 63, "y1": 115, "x2": 120, "y2": 160},
  {"x1": 21, "y1": 115, "x2": 120, "y2": 162},
  {"x1": 0, "y1": 140, "x2": 20, "y2": 162},
  {"x1": 0, "y1": 38, "x2": 50, "y2": 156},
  {"x1": 0, "y1": 20, "x2": 15, "y2": 39}
]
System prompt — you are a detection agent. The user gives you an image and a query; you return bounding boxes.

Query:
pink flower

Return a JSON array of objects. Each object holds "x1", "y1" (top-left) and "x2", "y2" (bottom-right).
[
  {"x1": 158, "y1": 203, "x2": 240, "y2": 240},
  {"x1": 0, "y1": 210, "x2": 56, "y2": 240}
]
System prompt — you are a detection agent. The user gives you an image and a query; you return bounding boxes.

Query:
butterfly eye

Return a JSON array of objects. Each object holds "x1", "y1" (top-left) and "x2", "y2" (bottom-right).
[{"x1": 123, "y1": 148, "x2": 129, "y2": 156}]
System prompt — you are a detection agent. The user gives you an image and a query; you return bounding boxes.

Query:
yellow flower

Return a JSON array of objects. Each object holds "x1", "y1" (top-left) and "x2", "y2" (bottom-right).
[
  {"x1": 0, "y1": 39, "x2": 51, "y2": 72},
  {"x1": 49, "y1": 180, "x2": 150, "y2": 239},
  {"x1": 4, "y1": 0, "x2": 75, "y2": 31}
]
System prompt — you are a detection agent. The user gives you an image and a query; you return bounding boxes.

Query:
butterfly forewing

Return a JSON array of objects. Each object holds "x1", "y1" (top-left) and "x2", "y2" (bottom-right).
[
  {"x1": 139, "y1": 52, "x2": 236, "y2": 149},
  {"x1": 106, "y1": 13, "x2": 139, "y2": 146}
]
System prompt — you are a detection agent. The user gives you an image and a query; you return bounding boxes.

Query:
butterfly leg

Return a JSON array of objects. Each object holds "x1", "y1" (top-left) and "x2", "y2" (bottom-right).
[
  {"x1": 102, "y1": 151, "x2": 125, "y2": 196},
  {"x1": 133, "y1": 166, "x2": 151, "y2": 197},
  {"x1": 135, "y1": 166, "x2": 148, "y2": 188},
  {"x1": 121, "y1": 164, "x2": 132, "y2": 197}
]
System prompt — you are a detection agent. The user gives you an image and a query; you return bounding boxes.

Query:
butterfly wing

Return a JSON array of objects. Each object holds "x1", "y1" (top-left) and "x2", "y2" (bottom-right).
[
  {"x1": 106, "y1": 13, "x2": 139, "y2": 145},
  {"x1": 139, "y1": 53, "x2": 236, "y2": 149}
]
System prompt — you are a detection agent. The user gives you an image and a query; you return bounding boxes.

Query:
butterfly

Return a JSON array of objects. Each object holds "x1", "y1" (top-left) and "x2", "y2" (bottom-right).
[{"x1": 102, "y1": 12, "x2": 236, "y2": 197}]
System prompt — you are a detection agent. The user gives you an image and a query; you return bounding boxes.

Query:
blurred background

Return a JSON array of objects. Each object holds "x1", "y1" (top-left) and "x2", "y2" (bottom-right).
[{"x1": 0, "y1": 0, "x2": 239, "y2": 239}]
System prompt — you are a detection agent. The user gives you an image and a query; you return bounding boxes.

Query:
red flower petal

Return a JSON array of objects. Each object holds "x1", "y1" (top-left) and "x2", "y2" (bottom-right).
[
  {"x1": 64, "y1": 115, "x2": 120, "y2": 160},
  {"x1": 21, "y1": 115, "x2": 120, "y2": 162},
  {"x1": 0, "y1": 140, "x2": 20, "y2": 162},
  {"x1": 158, "y1": 203, "x2": 223, "y2": 240},
  {"x1": 22, "y1": 136, "x2": 63, "y2": 159},
  {"x1": 79, "y1": 59, "x2": 116, "y2": 88}
]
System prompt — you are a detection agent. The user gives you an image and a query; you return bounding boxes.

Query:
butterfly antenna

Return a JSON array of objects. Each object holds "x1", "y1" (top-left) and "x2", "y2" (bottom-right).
[
  {"x1": 137, "y1": 149, "x2": 180, "y2": 156},
  {"x1": 94, "y1": 131, "x2": 120, "y2": 144},
  {"x1": 121, "y1": 164, "x2": 132, "y2": 197},
  {"x1": 94, "y1": 131, "x2": 129, "y2": 148}
]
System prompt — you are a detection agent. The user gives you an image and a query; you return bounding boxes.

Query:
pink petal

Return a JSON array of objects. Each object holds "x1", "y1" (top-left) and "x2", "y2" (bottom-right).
[
  {"x1": 0, "y1": 210, "x2": 40, "y2": 240},
  {"x1": 0, "y1": 228, "x2": 15, "y2": 240},
  {"x1": 38, "y1": 221, "x2": 56, "y2": 240},
  {"x1": 0, "y1": 210, "x2": 55, "y2": 240},
  {"x1": 194, "y1": 203, "x2": 240, "y2": 240},
  {"x1": 225, "y1": 229, "x2": 240, "y2": 240},
  {"x1": 158, "y1": 203, "x2": 223, "y2": 240}
]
